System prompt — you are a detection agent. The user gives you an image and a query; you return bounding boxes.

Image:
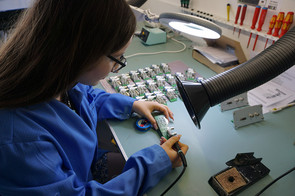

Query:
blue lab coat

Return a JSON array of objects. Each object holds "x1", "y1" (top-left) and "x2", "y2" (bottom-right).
[{"x1": 0, "y1": 83, "x2": 172, "y2": 196}]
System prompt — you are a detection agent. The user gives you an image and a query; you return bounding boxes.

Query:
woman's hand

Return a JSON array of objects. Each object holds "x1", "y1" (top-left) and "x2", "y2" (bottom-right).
[
  {"x1": 160, "y1": 135, "x2": 189, "y2": 168},
  {"x1": 132, "y1": 101, "x2": 174, "y2": 130}
]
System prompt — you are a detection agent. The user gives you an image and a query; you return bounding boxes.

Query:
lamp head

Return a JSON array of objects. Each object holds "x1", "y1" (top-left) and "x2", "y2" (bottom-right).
[{"x1": 159, "y1": 13, "x2": 222, "y2": 39}]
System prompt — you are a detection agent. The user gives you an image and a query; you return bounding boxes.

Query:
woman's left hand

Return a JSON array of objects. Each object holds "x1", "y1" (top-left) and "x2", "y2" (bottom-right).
[{"x1": 132, "y1": 101, "x2": 174, "y2": 130}]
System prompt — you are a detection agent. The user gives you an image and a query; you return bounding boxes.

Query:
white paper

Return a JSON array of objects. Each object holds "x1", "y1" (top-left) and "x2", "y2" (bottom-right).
[
  {"x1": 193, "y1": 46, "x2": 238, "y2": 65},
  {"x1": 248, "y1": 66, "x2": 295, "y2": 113}
]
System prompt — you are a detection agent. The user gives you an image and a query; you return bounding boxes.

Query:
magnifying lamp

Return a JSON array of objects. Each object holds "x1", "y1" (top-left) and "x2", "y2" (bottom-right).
[{"x1": 128, "y1": 1, "x2": 295, "y2": 129}]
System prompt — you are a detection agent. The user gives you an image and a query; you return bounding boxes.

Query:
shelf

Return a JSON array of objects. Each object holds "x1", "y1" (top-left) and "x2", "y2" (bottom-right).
[{"x1": 182, "y1": 9, "x2": 279, "y2": 42}]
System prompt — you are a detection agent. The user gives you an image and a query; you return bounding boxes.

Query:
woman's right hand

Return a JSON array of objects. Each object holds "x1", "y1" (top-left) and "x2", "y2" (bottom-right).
[{"x1": 160, "y1": 135, "x2": 189, "y2": 168}]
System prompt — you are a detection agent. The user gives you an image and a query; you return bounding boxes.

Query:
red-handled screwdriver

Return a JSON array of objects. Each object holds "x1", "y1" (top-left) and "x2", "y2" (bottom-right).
[
  {"x1": 253, "y1": 7, "x2": 268, "y2": 51},
  {"x1": 233, "y1": 5, "x2": 242, "y2": 34},
  {"x1": 264, "y1": 15, "x2": 277, "y2": 49},
  {"x1": 272, "y1": 12, "x2": 285, "y2": 37},
  {"x1": 247, "y1": 6, "x2": 261, "y2": 48},
  {"x1": 279, "y1": 12, "x2": 294, "y2": 38},
  {"x1": 238, "y1": 4, "x2": 247, "y2": 37},
  {"x1": 272, "y1": 12, "x2": 284, "y2": 44}
]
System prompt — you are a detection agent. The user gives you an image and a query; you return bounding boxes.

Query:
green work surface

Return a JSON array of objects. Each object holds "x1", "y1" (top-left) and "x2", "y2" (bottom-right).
[{"x1": 95, "y1": 34, "x2": 295, "y2": 196}]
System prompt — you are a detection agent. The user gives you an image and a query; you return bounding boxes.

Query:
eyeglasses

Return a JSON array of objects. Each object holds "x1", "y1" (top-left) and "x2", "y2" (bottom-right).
[{"x1": 107, "y1": 55, "x2": 127, "y2": 73}]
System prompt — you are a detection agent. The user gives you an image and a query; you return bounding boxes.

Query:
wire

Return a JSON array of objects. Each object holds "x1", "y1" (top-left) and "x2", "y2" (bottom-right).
[
  {"x1": 125, "y1": 37, "x2": 186, "y2": 59},
  {"x1": 255, "y1": 166, "x2": 295, "y2": 196},
  {"x1": 160, "y1": 142, "x2": 187, "y2": 196}
]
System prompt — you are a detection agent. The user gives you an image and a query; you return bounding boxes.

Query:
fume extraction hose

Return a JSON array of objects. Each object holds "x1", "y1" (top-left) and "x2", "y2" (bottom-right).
[{"x1": 202, "y1": 26, "x2": 295, "y2": 107}]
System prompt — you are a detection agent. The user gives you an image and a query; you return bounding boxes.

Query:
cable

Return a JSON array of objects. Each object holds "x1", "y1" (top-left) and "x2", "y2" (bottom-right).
[
  {"x1": 125, "y1": 37, "x2": 186, "y2": 59},
  {"x1": 160, "y1": 142, "x2": 187, "y2": 196},
  {"x1": 255, "y1": 166, "x2": 295, "y2": 196}
]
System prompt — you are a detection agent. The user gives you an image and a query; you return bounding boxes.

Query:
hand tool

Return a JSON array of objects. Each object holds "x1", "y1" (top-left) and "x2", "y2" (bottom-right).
[
  {"x1": 247, "y1": 6, "x2": 261, "y2": 48},
  {"x1": 264, "y1": 15, "x2": 277, "y2": 49},
  {"x1": 271, "y1": 12, "x2": 285, "y2": 44},
  {"x1": 253, "y1": 7, "x2": 268, "y2": 51},
  {"x1": 279, "y1": 12, "x2": 294, "y2": 38},
  {"x1": 238, "y1": 4, "x2": 247, "y2": 37},
  {"x1": 233, "y1": 5, "x2": 242, "y2": 34},
  {"x1": 227, "y1": 3, "x2": 231, "y2": 21},
  {"x1": 272, "y1": 12, "x2": 285, "y2": 37}
]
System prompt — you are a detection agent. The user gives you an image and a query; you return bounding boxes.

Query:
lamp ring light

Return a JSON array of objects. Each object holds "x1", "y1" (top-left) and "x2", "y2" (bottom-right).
[{"x1": 159, "y1": 12, "x2": 222, "y2": 39}]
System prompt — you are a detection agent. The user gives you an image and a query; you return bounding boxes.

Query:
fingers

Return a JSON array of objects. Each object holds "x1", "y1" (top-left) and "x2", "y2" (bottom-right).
[
  {"x1": 162, "y1": 135, "x2": 189, "y2": 155},
  {"x1": 164, "y1": 135, "x2": 181, "y2": 148},
  {"x1": 159, "y1": 136, "x2": 167, "y2": 145},
  {"x1": 156, "y1": 104, "x2": 174, "y2": 121},
  {"x1": 177, "y1": 140, "x2": 189, "y2": 155},
  {"x1": 144, "y1": 113, "x2": 158, "y2": 130}
]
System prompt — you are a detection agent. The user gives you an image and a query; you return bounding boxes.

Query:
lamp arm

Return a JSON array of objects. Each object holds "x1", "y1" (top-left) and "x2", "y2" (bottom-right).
[
  {"x1": 129, "y1": 5, "x2": 160, "y2": 28},
  {"x1": 202, "y1": 25, "x2": 295, "y2": 107}
]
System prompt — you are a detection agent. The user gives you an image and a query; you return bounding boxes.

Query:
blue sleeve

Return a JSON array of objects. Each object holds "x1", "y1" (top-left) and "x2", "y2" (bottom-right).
[
  {"x1": 83, "y1": 85, "x2": 136, "y2": 121},
  {"x1": 0, "y1": 142, "x2": 171, "y2": 196}
]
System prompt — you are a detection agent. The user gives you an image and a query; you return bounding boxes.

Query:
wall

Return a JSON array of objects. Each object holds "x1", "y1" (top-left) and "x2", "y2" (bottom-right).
[
  {"x1": 0, "y1": 0, "x2": 33, "y2": 11},
  {"x1": 141, "y1": 0, "x2": 295, "y2": 60}
]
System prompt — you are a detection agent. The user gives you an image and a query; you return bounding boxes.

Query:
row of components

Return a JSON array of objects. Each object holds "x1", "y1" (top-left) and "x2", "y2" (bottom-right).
[
  {"x1": 109, "y1": 66, "x2": 197, "y2": 89},
  {"x1": 116, "y1": 81, "x2": 178, "y2": 104},
  {"x1": 107, "y1": 64, "x2": 201, "y2": 104},
  {"x1": 109, "y1": 74, "x2": 177, "y2": 91}
]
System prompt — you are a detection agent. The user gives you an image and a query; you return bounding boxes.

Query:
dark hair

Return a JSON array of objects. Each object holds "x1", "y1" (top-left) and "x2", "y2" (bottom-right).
[{"x1": 0, "y1": 0, "x2": 136, "y2": 108}]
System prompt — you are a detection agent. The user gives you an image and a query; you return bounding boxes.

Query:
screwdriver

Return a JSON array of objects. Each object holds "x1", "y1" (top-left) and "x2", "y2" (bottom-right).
[
  {"x1": 238, "y1": 4, "x2": 247, "y2": 38},
  {"x1": 253, "y1": 7, "x2": 268, "y2": 51},
  {"x1": 264, "y1": 15, "x2": 277, "y2": 49},
  {"x1": 272, "y1": 12, "x2": 284, "y2": 44},
  {"x1": 227, "y1": 3, "x2": 230, "y2": 21},
  {"x1": 247, "y1": 6, "x2": 261, "y2": 48},
  {"x1": 233, "y1": 5, "x2": 242, "y2": 34},
  {"x1": 279, "y1": 12, "x2": 294, "y2": 38},
  {"x1": 272, "y1": 12, "x2": 285, "y2": 37}
]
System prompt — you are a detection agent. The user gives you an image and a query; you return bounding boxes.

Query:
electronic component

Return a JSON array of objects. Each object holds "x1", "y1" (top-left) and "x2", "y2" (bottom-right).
[
  {"x1": 209, "y1": 152, "x2": 270, "y2": 196},
  {"x1": 145, "y1": 67, "x2": 156, "y2": 78},
  {"x1": 128, "y1": 86, "x2": 140, "y2": 98},
  {"x1": 156, "y1": 76, "x2": 165, "y2": 89},
  {"x1": 220, "y1": 92, "x2": 249, "y2": 111},
  {"x1": 166, "y1": 74, "x2": 176, "y2": 86},
  {"x1": 103, "y1": 62, "x2": 203, "y2": 104},
  {"x1": 130, "y1": 71, "x2": 141, "y2": 82},
  {"x1": 160, "y1": 63, "x2": 171, "y2": 74},
  {"x1": 138, "y1": 68, "x2": 149, "y2": 80},
  {"x1": 156, "y1": 94, "x2": 167, "y2": 105},
  {"x1": 185, "y1": 68, "x2": 196, "y2": 81},
  {"x1": 233, "y1": 104, "x2": 264, "y2": 129},
  {"x1": 118, "y1": 87, "x2": 129, "y2": 97},
  {"x1": 154, "y1": 115, "x2": 169, "y2": 139},
  {"x1": 151, "y1": 64, "x2": 162, "y2": 75},
  {"x1": 136, "y1": 83, "x2": 148, "y2": 96},
  {"x1": 146, "y1": 80, "x2": 159, "y2": 92},
  {"x1": 109, "y1": 76, "x2": 121, "y2": 90},
  {"x1": 164, "y1": 87, "x2": 177, "y2": 102},
  {"x1": 175, "y1": 72, "x2": 185, "y2": 81}
]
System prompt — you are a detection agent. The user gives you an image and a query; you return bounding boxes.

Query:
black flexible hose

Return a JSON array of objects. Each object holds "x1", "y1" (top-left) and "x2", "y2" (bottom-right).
[{"x1": 202, "y1": 26, "x2": 295, "y2": 107}]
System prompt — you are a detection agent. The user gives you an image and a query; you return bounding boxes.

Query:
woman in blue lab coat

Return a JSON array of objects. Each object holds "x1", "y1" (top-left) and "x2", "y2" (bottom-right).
[{"x1": 0, "y1": 0, "x2": 188, "y2": 195}]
